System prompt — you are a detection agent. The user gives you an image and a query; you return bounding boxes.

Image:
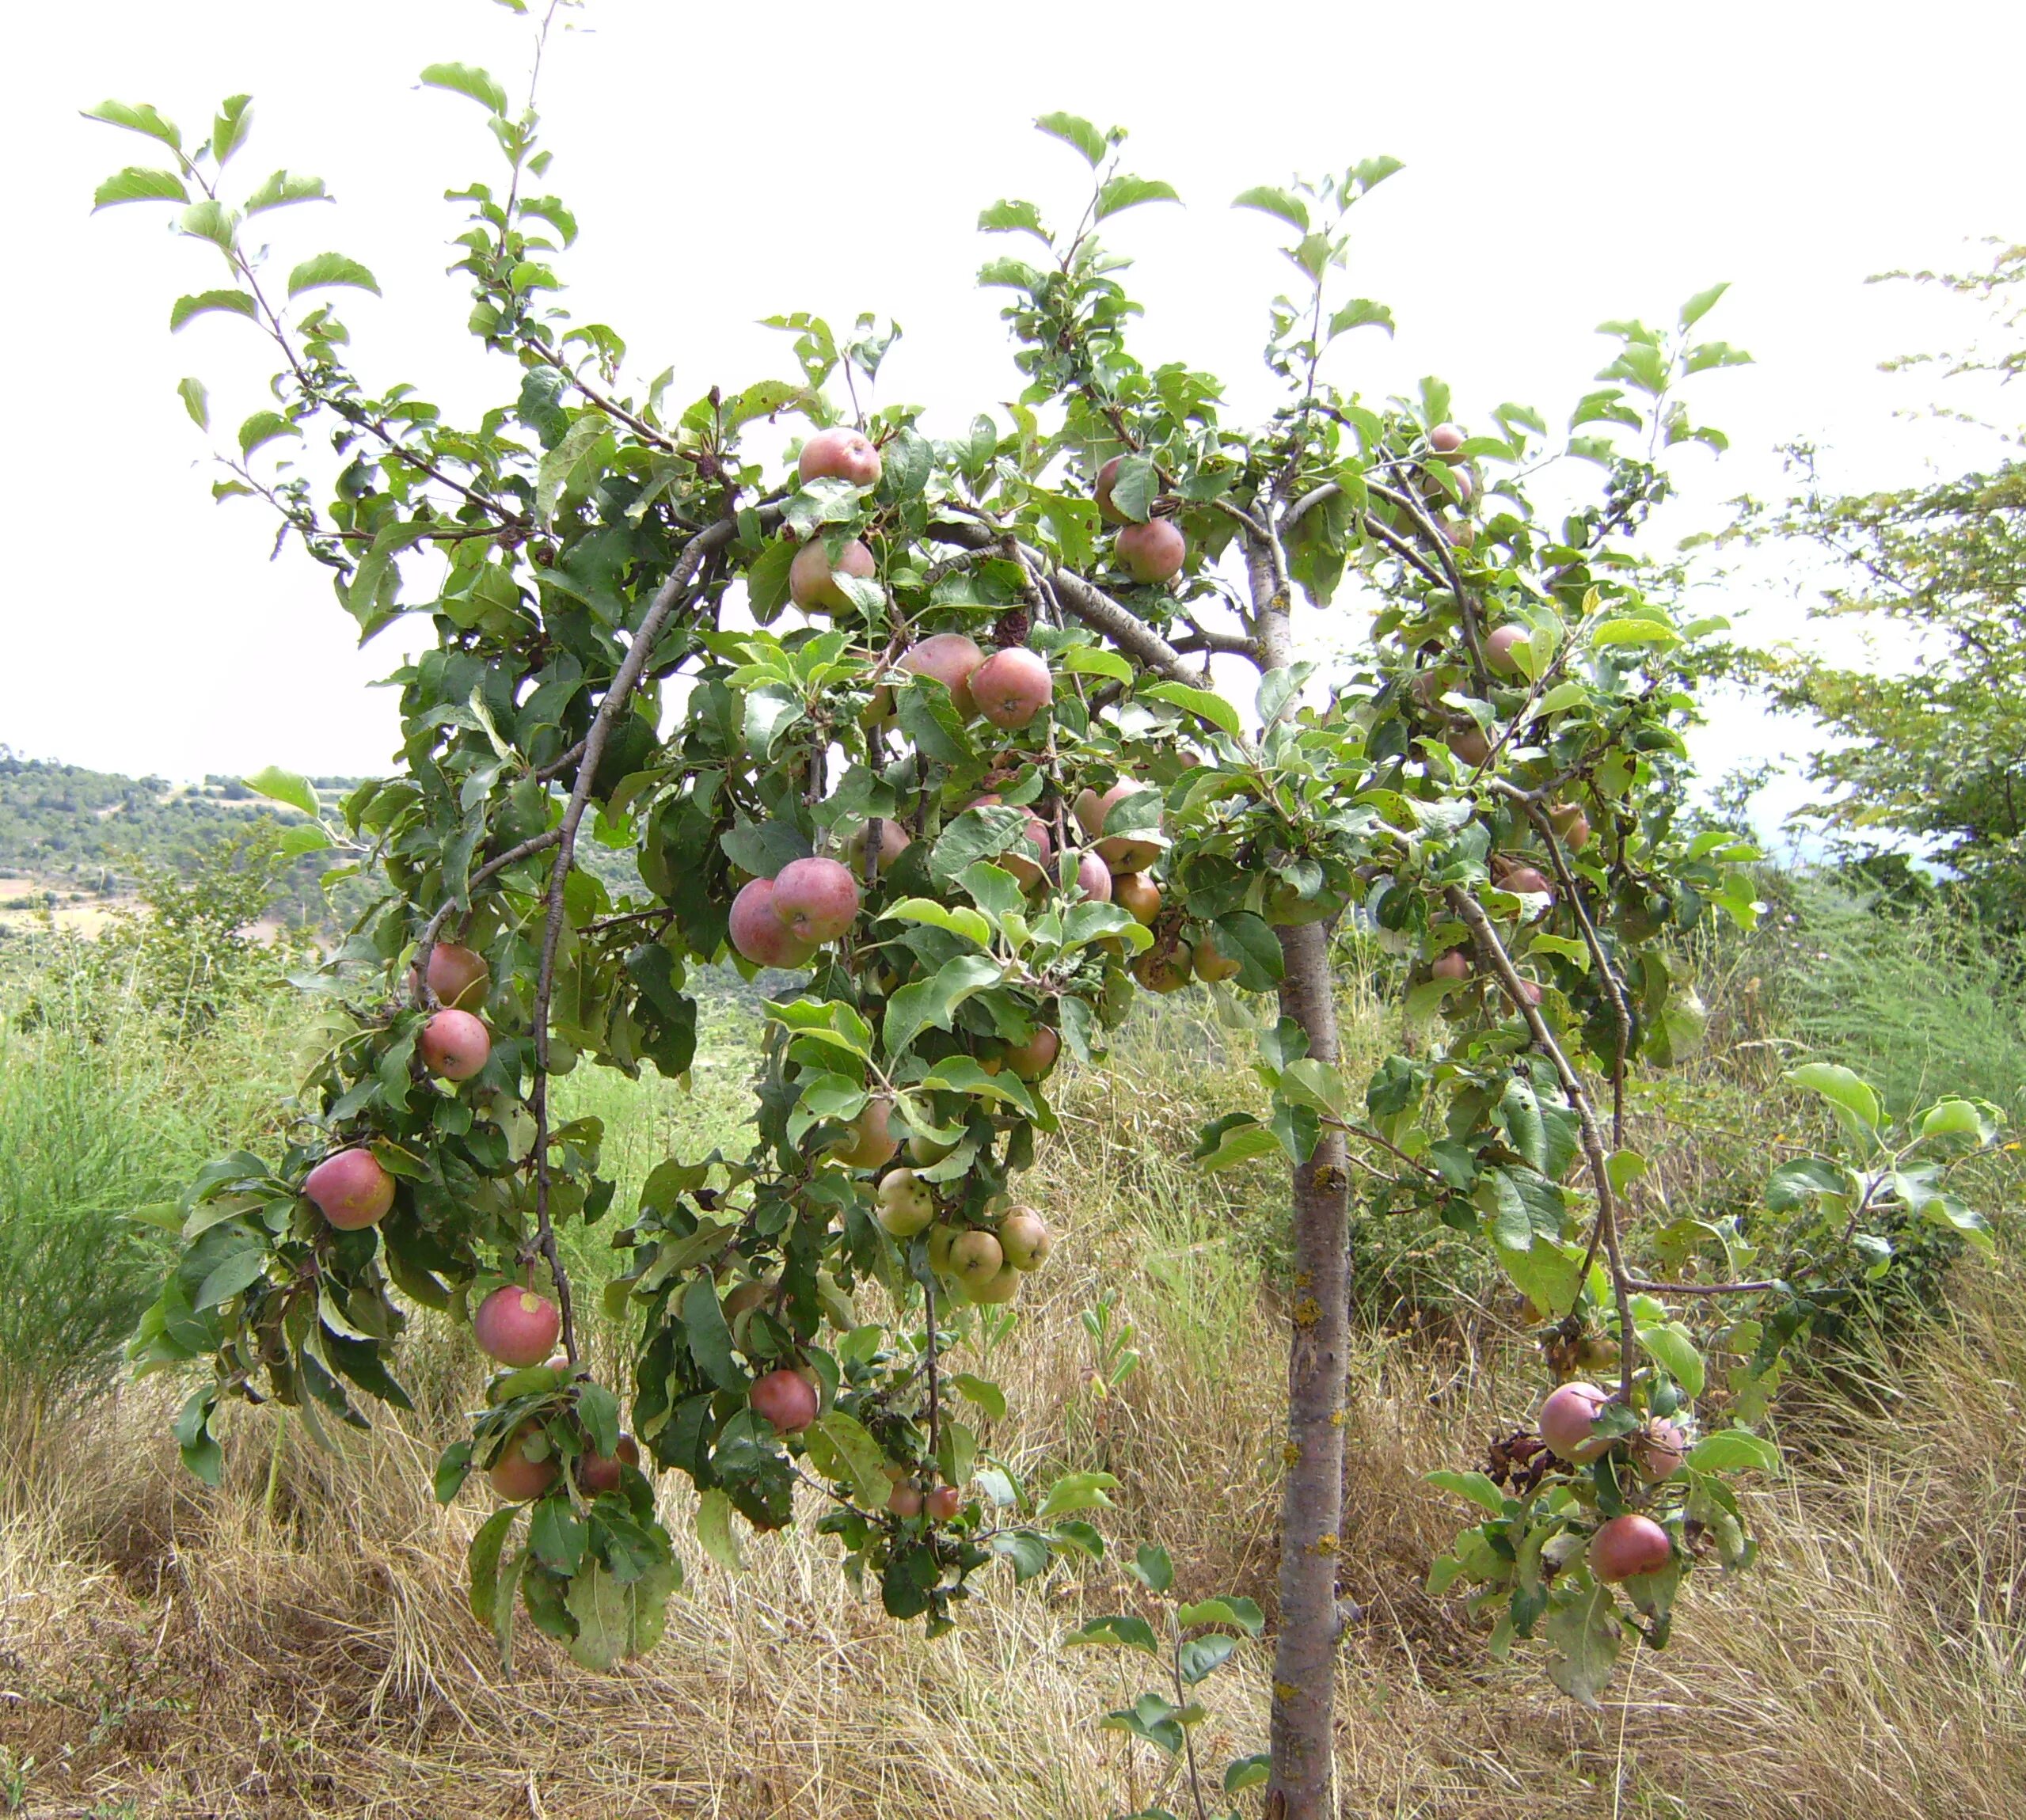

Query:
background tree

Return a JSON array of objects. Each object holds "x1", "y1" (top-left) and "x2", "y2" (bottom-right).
[
  {"x1": 1730, "y1": 243, "x2": 2026, "y2": 922},
  {"x1": 86, "y1": 15, "x2": 2003, "y2": 1818}
]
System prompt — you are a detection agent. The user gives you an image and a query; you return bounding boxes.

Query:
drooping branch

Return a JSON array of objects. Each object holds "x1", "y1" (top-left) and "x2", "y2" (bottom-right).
[
  {"x1": 1444, "y1": 887, "x2": 1635, "y2": 1401},
  {"x1": 525, "y1": 508, "x2": 766, "y2": 1358}
]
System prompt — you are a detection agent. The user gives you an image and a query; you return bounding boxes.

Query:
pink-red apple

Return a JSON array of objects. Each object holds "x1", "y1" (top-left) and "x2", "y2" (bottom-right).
[
  {"x1": 797, "y1": 426, "x2": 882, "y2": 488},
  {"x1": 487, "y1": 1423, "x2": 559, "y2": 1501},
  {"x1": 771, "y1": 857, "x2": 861, "y2": 944},
  {"x1": 1591, "y1": 1514, "x2": 1673, "y2": 1584},
  {"x1": 1485, "y1": 625, "x2": 1528, "y2": 675},
  {"x1": 1431, "y1": 949, "x2": 1471, "y2": 982},
  {"x1": 1429, "y1": 422, "x2": 1465, "y2": 458},
  {"x1": 1549, "y1": 802, "x2": 1591, "y2": 850},
  {"x1": 474, "y1": 1286, "x2": 561, "y2": 1368},
  {"x1": 729, "y1": 878, "x2": 818, "y2": 968},
  {"x1": 1539, "y1": 1381, "x2": 1613, "y2": 1465},
  {"x1": 416, "y1": 941, "x2": 488, "y2": 1010},
  {"x1": 303, "y1": 1146, "x2": 394, "y2": 1232},
  {"x1": 420, "y1": 1009, "x2": 491, "y2": 1081},
  {"x1": 789, "y1": 537, "x2": 876, "y2": 614},
  {"x1": 751, "y1": 1367, "x2": 819, "y2": 1434},
  {"x1": 1074, "y1": 781, "x2": 1161, "y2": 873},
  {"x1": 969, "y1": 647, "x2": 1053, "y2": 730},
  {"x1": 1093, "y1": 454, "x2": 1130, "y2": 524},
  {"x1": 1633, "y1": 1418, "x2": 1688, "y2": 1484},
  {"x1": 926, "y1": 1484, "x2": 962, "y2": 1522},
  {"x1": 888, "y1": 1479, "x2": 926, "y2": 1518},
  {"x1": 899, "y1": 633, "x2": 985, "y2": 716},
  {"x1": 1003, "y1": 1027, "x2": 1060, "y2": 1082},
  {"x1": 1118, "y1": 518, "x2": 1186, "y2": 585},
  {"x1": 842, "y1": 819, "x2": 912, "y2": 879},
  {"x1": 578, "y1": 1432, "x2": 640, "y2": 1495}
]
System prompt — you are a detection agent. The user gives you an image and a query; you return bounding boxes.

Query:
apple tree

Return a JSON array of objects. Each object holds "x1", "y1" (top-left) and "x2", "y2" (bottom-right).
[{"x1": 90, "y1": 17, "x2": 2001, "y2": 1818}]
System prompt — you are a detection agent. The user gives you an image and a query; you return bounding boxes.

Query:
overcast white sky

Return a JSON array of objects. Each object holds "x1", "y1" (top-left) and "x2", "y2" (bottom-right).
[{"x1": 5, "y1": 0, "x2": 2020, "y2": 843}]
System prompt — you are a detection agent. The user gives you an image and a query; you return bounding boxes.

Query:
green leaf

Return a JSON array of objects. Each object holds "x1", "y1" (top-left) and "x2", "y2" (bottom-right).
[
  {"x1": 1140, "y1": 682, "x2": 1242, "y2": 739},
  {"x1": 169, "y1": 289, "x2": 257, "y2": 332},
  {"x1": 1327, "y1": 298, "x2": 1394, "y2": 340},
  {"x1": 243, "y1": 766, "x2": 318, "y2": 818},
  {"x1": 696, "y1": 1488, "x2": 743, "y2": 1571},
  {"x1": 176, "y1": 376, "x2": 208, "y2": 429},
  {"x1": 1638, "y1": 1320, "x2": 1706, "y2": 1399},
  {"x1": 949, "y1": 1374, "x2": 1006, "y2": 1421},
  {"x1": 420, "y1": 61, "x2": 509, "y2": 116},
  {"x1": 287, "y1": 253, "x2": 381, "y2": 299},
  {"x1": 1678, "y1": 282, "x2": 1730, "y2": 329},
  {"x1": 211, "y1": 94, "x2": 253, "y2": 165},
  {"x1": 562, "y1": 1558, "x2": 677, "y2": 1670},
  {"x1": 1062, "y1": 644, "x2": 1135, "y2": 684},
  {"x1": 977, "y1": 197, "x2": 1051, "y2": 241},
  {"x1": 1192, "y1": 1116, "x2": 1282, "y2": 1172},
  {"x1": 93, "y1": 165, "x2": 188, "y2": 209},
  {"x1": 884, "y1": 898, "x2": 991, "y2": 947},
  {"x1": 1424, "y1": 1469, "x2": 1510, "y2": 1518},
  {"x1": 1918, "y1": 1097, "x2": 1994, "y2": 1142},
  {"x1": 466, "y1": 1505, "x2": 519, "y2": 1624},
  {"x1": 1686, "y1": 1430, "x2": 1779, "y2": 1475},
  {"x1": 530, "y1": 1495, "x2": 588, "y2": 1575},
  {"x1": 178, "y1": 199, "x2": 236, "y2": 253},
  {"x1": 882, "y1": 953, "x2": 1003, "y2": 1059},
  {"x1": 1062, "y1": 1613, "x2": 1161, "y2": 1655},
  {"x1": 1178, "y1": 1633, "x2": 1237, "y2": 1684},
  {"x1": 1176, "y1": 1595, "x2": 1264, "y2": 1636},
  {"x1": 238, "y1": 410, "x2": 298, "y2": 458},
  {"x1": 244, "y1": 169, "x2": 329, "y2": 215},
  {"x1": 1225, "y1": 1755, "x2": 1271, "y2": 1794},
  {"x1": 1545, "y1": 1581, "x2": 1622, "y2": 1707},
  {"x1": 1129, "y1": 1543, "x2": 1174, "y2": 1594},
  {"x1": 1034, "y1": 111, "x2": 1107, "y2": 168},
  {"x1": 1095, "y1": 175, "x2": 1180, "y2": 220},
  {"x1": 681, "y1": 1276, "x2": 746, "y2": 1392},
  {"x1": 1232, "y1": 185, "x2": 1309, "y2": 231},
  {"x1": 804, "y1": 1412, "x2": 891, "y2": 1508},
  {"x1": 82, "y1": 100, "x2": 182, "y2": 150},
  {"x1": 1036, "y1": 1469, "x2": 1119, "y2": 1521},
  {"x1": 1787, "y1": 1062, "x2": 1881, "y2": 1134},
  {"x1": 1589, "y1": 617, "x2": 1681, "y2": 650}
]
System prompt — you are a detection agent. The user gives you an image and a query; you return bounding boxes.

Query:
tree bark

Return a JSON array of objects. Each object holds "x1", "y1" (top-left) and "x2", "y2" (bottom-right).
[
  {"x1": 1265, "y1": 918, "x2": 1351, "y2": 1818},
  {"x1": 1244, "y1": 525, "x2": 1352, "y2": 1818}
]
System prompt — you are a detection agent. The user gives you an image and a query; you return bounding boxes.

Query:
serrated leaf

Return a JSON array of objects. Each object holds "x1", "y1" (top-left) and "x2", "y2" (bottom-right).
[
  {"x1": 287, "y1": 253, "x2": 380, "y2": 298},
  {"x1": 1686, "y1": 1430, "x2": 1779, "y2": 1475},
  {"x1": 1062, "y1": 1613, "x2": 1161, "y2": 1654},
  {"x1": 1678, "y1": 281, "x2": 1729, "y2": 329},
  {"x1": 1140, "y1": 682, "x2": 1241, "y2": 738},
  {"x1": 696, "y1": 1488, "x2": 743, "y2": 1571},
  {"x1": 950, "y1": 1374, "x2": 1005, "y2": 1421},
  {"x1": 82, "y1": 100, "x2": 181, "y2": 149},
  {"x1": 178, "y1": 199, "x2": 236, "y2": 253},
  {"x1": 466, "y1": 1505, "x2": 519, "y2": 1624},
  {"x1": 1787, "y1": 1062, "x2": 1881, "y2": 1134},
  {"x1": 420, "y1": 61, "x2": 509, "y2": 116},
  {"x1": 245, "y1": 169, "x2": 329, "y2": 215},
  {"x1": 1036, "y1": 1469, "x2": 1119, "y2": 1521},
  {"x1": 1327, "y1": 297, "x2": 1393, "y2": 340},
  {"x1": 1638, "y1": 1320, "x2": 1706, "y2": 1398},
  {"x1": 238, "y1": 410, "x2": 298, "y2": 458},
  {"x1": 978, "y1": 197, "x2": 1051, "y2": 241},
  {"x1": 176, "y1": 376, "x2": 208, "y2": 429},
  {"x1": 93, "y1": 165, "x2": 188, "y2": 209},
  {"x1": 1034, "y1": 110, "x2": 1107, "y2": 167},
  {"x1": 1176, "y1": 1595, "x2": 1264, "y2": 1636},
  {"x1": 1424, "y1": 1469, "x2": 1510, "y2": 1517},
  {"x1": 804, "y1": 1412, "x2": 891, "y2": 1508},
  {"x1": 1096, "y1": 175, "x2": 1180, "y2": 220},
  {"x1": 1232, "y1": 185, "x2": 1309, "y2": 230},
  {"x1": 211, "y1": 93, "x2": 253, "y2": 165},
  {"x1": 243, "y1": 766, "x2": 318, "y2": 817},
  {"x1": 170, "y1": 289, "x2": 257, "y2": 332}
]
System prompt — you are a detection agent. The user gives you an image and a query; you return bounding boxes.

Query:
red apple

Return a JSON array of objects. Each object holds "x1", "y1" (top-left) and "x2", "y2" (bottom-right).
[
  {"x1": 728, "y1": 878, "x2": 818, "y2": 968},
  {"x1": 842, "y1": 819, "x2": 913, "y2": 879},
  {"x1": 1591, "y1": 1513, "x2": 1673, "y2": 1584},
  {"x1": 926, "y1": 1484, "x2": 963, "y2": 1522},
  {"x1": 474, "y1": 1286, "x2": 562, "y2": 1368},
  {"x1": 1539, "y1": 1381, "x2": 1613, "y2": 1465},
  {"x1": 832, "y1": 1096, "x2": 899, "y2": 1170},
  {"x1": 1072, "y1": 851, "x2": 1112, "y2": 901},
  {"x1": 798, "y1": 426, "x2": 883, "y2": 488},
  {"x1": 771, "y1": 857, "x2": 861, "y2": 944},
  {"x1": 751, "y1": 1367, "x2": 819, "y2": 1434},
  {"x1": 969, "y1": 647, "x2": 1053, "y2": 730},
  {"x1": 971, "y1": 794, "x2": 1051, "y2": 888},
  {"x1": 1485, "y1": 625, "x2": 1528, "y2": 675},
  {"x1": 1429, "y1": 422, "x2": 1466, "y2": 458},
  {"x1": 417, "y1": 941, "x2": 488, "y2": 1010},
  {"x1": 899, "y1": 633, "x2": 986, "y2": 717},
  {"x1": 1113, "y1": 872, "x2": 1161, "y2": 925},
  {"x1": 1004, "y1": 1027, "x2": 1060, "y2": 1082},
  {"x1": 487, "y1": 1423, "x2": 559, "y2": 1501},
  {"x1": 420, "y1": 1009, "x2": 491, "y2": 1081},
  {"x1": 789, "y1": 536, "x2": 876, "y2": 614},
  {"x1": 1431, "y1": 949, "x2": 1471, "y2": 982},
  {"x1": 303, "y1": 1146, "x2": 395, "y2": 1232},
  {"x1": 999, "y1": 1209, "x2": 1051, "y2": 1271},
  {"x1": 1118, "y1": 518, "x2": 1186, "y2": 585},
  {"x1": 578, "y1": 1432, "x2": 640, "y2": 1495},
  {"x1": 1498, "y1": 862, "x2": 1554, "y2": 899},
  {"x1": 888, "y1": 1480, "x2": 926, "y2": 1518}
]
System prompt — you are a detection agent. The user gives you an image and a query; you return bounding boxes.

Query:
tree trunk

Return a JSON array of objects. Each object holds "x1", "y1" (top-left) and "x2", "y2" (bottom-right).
[{"x1": 1266, "y1": 917, "x2": 1351, "y2": 1818}]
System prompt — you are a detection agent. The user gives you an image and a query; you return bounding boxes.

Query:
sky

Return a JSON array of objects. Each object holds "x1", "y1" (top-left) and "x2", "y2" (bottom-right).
[{"x1": 5, "y1": 0, "x2": 2021, "y2": 845}]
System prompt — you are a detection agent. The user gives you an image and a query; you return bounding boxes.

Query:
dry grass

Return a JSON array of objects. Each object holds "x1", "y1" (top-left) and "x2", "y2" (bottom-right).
[{"x1": 3, "y1": 1005, "x2": 2023, "y2": 1819}]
